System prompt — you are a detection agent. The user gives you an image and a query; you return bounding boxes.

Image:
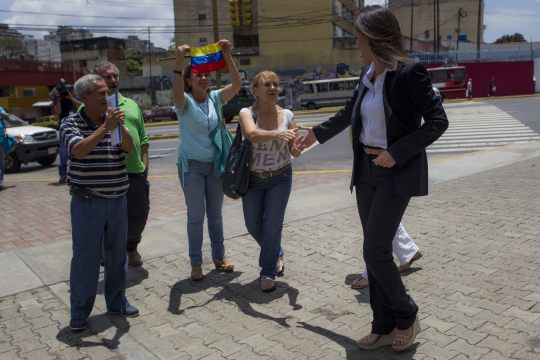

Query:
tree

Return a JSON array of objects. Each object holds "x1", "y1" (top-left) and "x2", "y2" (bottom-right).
[
  {"x1": 0, "y1": 36, "x2": 27, "y2": 59},
  {"x1": 125, "y1": 49, "x2": 144, "y2": 76},
  {"x1": 494, "y1": 33, "x2": 526, "y2": 44}
]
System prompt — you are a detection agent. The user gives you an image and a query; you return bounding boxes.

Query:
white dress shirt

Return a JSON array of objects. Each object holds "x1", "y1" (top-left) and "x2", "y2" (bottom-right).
[{"x1": 359, "y1": 62, "x2": 397, "y2": 149}]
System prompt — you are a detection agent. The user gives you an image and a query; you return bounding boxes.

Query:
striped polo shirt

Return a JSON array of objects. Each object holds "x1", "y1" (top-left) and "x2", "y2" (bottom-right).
[{"x1": 60, "y1": 110, "x2": 129, "y2": 198}]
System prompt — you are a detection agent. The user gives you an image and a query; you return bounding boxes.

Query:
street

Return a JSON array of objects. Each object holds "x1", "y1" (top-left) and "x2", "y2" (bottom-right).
[
  {"x1": 5, "y1": 96, "x2": 540, "y2": 179},
  {"x1": 1, "y1": 96, "x2": 540, "y2": 359}
]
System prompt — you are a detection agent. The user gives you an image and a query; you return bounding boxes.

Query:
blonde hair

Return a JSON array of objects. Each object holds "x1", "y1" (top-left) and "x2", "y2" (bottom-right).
[{"x1": 252, "y1": 71, "x2": 280, "y2": 88}]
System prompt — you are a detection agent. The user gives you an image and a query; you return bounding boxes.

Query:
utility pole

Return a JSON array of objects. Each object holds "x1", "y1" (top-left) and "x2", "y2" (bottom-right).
[
  {"x1": 147, "y1": 26, "x2": 154, "y2": 104},
  {"x1": 436, "y1": 0, "x2": 440, "y2": 59},
  {"x1": 410, "y1": 0, "x2": 414, "y2": 51},
  {"x1": 476, "y1": 0, "x2": 483, "y2": 59},
  {"x1": 456, "y1": 8, "x2": 467, "y2": 51},
  {"x1": 433, "y1": 0, "x2": 436, "y2": 55},
  {"x1": 212, "y1": 0, "x2": 221, "y2": 87}
]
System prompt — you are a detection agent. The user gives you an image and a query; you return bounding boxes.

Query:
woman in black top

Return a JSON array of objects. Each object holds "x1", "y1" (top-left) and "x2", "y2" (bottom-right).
[{"x1": 302, "y1": 6, "x2": 448, "y2": 352}]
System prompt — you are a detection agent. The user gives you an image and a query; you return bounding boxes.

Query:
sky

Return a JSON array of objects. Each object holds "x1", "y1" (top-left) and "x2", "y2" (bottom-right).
[{"x1": 0, "y1": 0, "x2": 539, "y2": 49}]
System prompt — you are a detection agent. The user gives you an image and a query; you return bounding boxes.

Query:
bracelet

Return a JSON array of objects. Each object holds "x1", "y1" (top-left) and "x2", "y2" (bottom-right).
[{"x1": 173, "y1": 70, "x2": 183, "y2": 75}]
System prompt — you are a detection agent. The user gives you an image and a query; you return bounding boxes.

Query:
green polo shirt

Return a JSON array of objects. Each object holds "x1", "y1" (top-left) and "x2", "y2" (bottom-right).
[
  {"x1": 117, "y1": 94, "x2": 148, "y2": 174},
  {"x1": 77, "y1": 93, "x2": 148, "y2": 174}
]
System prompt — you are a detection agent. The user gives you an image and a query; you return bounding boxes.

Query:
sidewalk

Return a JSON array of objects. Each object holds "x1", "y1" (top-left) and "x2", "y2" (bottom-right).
[{"x1": 1, "y1": 142, "x2": 540, "y2": 359}]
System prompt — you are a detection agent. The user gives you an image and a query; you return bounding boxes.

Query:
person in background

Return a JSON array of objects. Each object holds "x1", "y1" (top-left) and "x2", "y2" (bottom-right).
[
  {"x1": 61, "y1": 74, "x2": 137, "y2": 331},
  {"x1": 0, "y1": 107, "x2": 10, "y2": 191},
  {"x1": 93, "y1": 61, "x2": 150, "y2": 267},
  {"x1": 172, "y1": 39, "x2": 242, "y2": 281},
  {"x1": 301, "y1": 6, "x2": 448, "y2": 352},
  {"x1": 50, "y1": 79, "x2": 82, "y2": 184},
  {"x1": 466, "y1": 78, "x2": 473, "y2": 100},
  {"x1": 350, "y1": 223, "x2": 422, "y2": 289},
  {"x1": 238, "y1": 71, "x2": 305, "y2": 292},
  {"x1": 489, "y1": 77, "x2": 496, "y2": 97}
]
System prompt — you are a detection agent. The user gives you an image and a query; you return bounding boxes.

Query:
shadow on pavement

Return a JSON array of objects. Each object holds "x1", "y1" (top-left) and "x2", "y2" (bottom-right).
[
  {"x1": 97, "y1": 265, "x2": 149, "y2": 294},
  {"x1": 56, "y1": 314, "x2": 130, "y2": 350},
  {"x1": 298, "y1": 321, "x2": 418, "y2": 360},
  {"x1": 168, "y1": 272, "x2": 302, "y2": 327}
]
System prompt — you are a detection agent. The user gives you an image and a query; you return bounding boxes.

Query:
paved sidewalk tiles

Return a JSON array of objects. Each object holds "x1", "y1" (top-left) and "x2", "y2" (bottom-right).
[{"x1": 1, "y1": 157, "x2": 540, "y2": 359}]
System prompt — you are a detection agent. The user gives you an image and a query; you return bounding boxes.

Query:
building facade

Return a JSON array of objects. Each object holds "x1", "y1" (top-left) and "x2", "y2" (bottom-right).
[
  {"x1": 24, "y1": 35, "x2": 62, "y2": 62},
  {"x1": 172, "y1": 0, "x2": 365, "y2": 81},
  {"x1": 389, "y1": 0, "x2": 483, "y2": 51}
]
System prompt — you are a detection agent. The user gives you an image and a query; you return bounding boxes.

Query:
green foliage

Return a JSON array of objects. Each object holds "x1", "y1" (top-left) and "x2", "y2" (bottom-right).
[
  {"x1": 125, "y1": 49, "x2": 144, "y2": 76},
  {"x1": 0, "y1": 36, "x2": 27, "y2": 59},
  {"x1": 494, "y1": 33, "x2": 526, "y2": 44},
  {"x1": 126, "y1": 58, "x2": 142, "y2": 76}
]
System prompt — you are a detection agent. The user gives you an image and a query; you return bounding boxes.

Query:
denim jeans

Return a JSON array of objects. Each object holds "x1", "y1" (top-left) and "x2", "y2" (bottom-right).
[
  {"x1": 178, "y1": 160, "x2": 225, "y2": 266},
  {"x1": 58, "y1": 139, "x2": 68, "y2": 179},
  {"x1": 70, "y1": 194, "x2": 129, "y2": 324},
  {"x1": 242, "y1": 168, "x2": 291, "y2": 278}
]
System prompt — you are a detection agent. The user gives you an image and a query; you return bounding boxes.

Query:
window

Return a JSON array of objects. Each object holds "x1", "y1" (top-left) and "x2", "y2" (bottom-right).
[
  {"x1": 199, "y1": 37, "x2": 207, "y2": 45},
  {"x1": 316, "y1": 83, "x2": 329, "y2": 93},
  {"x1": 198, "y1": 13, "x2": 207, "y2": 21},
  {"x1": 303, "y1": 84, "x2": 314, "y2": 94},
  {"x1": 22, "y1": 88, "x2": 35, "y2": 97}
]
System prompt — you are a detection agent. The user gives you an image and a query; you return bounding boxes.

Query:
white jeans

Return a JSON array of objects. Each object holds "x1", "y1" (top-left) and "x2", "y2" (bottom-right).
[{"x1": 361, "y1": 223, "x2": 419, "y2": 278}]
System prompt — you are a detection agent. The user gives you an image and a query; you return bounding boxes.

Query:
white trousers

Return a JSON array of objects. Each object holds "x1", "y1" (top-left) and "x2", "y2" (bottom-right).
[{"x1": 361, "y1": 223, "x2": 419, "y2": 278}]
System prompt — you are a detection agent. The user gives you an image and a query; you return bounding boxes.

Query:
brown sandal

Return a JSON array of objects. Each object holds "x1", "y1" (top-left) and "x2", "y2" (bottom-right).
[
  {"x1": 191, "y1": 265, "x2": 204, "y2": 281},
  {"x1": 350, "y1": 276, "x2": 369, "y2": 289},
  {"x1": 357, "y1": 329, "x2": 396, "y2": 350},
  {"x1": 398, "y1": 250, "x2": 423, "y2": 273},
  {"x1": 213, "y1": 258, "x2": 234, "y2": 272},
  {"x1": 392, "y1": 316, "x2": 420, "y2": 352}
]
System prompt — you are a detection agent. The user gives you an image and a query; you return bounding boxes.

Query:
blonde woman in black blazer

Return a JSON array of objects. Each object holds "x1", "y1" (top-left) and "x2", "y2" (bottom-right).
[{"x1": 302, "y1": 6, "x2": 448, "y2": 352}]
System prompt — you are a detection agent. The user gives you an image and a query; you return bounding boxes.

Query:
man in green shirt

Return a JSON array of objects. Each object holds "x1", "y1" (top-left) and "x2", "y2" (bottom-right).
[{"x1": 93, "y1": 61, "x2": 150, "y2": 266}]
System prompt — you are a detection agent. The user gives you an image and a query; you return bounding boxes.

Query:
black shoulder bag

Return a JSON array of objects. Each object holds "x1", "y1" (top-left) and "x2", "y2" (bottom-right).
[{"x1": 222, "y1": 120, "x2": 252, "y2": 199}]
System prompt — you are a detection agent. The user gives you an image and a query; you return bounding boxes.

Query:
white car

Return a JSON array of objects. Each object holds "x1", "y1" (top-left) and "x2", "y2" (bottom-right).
[{"x1": 4, "y1": 113, "x2": 59, "y2": 173}]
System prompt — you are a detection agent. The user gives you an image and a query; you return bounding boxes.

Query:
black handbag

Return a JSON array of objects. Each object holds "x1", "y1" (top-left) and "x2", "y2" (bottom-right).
[{"x1": 222, "y1": 122, "x2": 252, "y2": 199}]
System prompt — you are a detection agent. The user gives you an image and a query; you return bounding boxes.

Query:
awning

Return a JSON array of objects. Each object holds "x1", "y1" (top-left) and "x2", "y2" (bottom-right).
[{"x1": 32, "y1": 101, "x2": 54, "y2": 108}]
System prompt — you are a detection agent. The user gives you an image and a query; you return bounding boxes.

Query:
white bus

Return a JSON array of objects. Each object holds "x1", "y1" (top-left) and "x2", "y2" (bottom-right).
[{"x1": 297, "y1": 77, "x2": 358, "y2": 110}]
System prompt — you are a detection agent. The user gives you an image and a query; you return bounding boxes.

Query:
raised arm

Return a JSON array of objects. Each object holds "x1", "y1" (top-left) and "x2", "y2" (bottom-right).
[
  {"x1": 217, "y1": 39, "x2": 242, "y2": 103},
  {"x1": 172, "y1": 44, "x2": 190, "y2": 109}
]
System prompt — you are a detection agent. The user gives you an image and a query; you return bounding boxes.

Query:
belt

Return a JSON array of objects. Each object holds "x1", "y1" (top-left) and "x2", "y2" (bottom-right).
[
  {"x1": 70, "y1": 187, "x2": 95, "y2": 200},
  {"x1": 250, "y1": 165, "x2": 291, "y2": 179},
  {"x1": 363, "y1": 146, "x2": 385, "y2": 156}
]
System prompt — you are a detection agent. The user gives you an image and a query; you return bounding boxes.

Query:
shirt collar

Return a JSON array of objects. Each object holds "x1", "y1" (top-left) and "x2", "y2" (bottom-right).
[{"x1": 362, "y1": 61, "x2": 398, "y2": 88}]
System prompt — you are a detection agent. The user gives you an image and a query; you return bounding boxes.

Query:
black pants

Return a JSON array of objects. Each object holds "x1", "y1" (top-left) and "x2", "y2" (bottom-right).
[
  {"x1": 127, "y1": 172, "x2": 150, "y2": 252},
  {"x1": 355, "y1": 152, "x2": 418, "y2": 334}
]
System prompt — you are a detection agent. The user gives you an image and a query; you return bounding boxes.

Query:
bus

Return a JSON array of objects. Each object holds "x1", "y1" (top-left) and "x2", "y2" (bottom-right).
[
  {"x1": 427, "y1": 66, "x2": 467, "y2": 99},
  {"x1": 297, "y1": 77, "x2": 358, "y2": 110}
]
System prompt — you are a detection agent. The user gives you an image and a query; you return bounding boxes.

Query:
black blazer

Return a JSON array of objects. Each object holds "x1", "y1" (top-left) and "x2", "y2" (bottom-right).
[{"x1": 313, "y1": 62, "x2": 448, "y2": 197}]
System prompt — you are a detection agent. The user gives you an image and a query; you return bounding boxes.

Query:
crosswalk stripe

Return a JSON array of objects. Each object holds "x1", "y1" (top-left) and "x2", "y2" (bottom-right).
[{"x1": 428, "y1": 103, "x2": 540, "y2": 154}]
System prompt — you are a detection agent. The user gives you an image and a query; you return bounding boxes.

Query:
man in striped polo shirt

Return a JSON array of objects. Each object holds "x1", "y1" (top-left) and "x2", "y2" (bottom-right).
[{"x1": 61, "y1": 74, "x2": 137, "y2": 331}]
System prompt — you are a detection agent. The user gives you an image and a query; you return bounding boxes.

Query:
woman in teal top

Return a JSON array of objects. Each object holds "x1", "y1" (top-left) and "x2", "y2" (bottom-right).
[{"x1": 172, "y1": 39, "x2": 242, "y2": 281}]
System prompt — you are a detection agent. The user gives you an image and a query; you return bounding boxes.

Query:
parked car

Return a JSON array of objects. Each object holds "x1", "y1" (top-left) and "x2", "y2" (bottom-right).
[
  {"x1": 143, "y1": 107, "x2": 177, "y2": 123},
  {"x1": 3, "y1": 113, "x2": 59, "y2": 173},
  {"x1": 222, "y1": 86, "x2": 256, "y2": 123}
]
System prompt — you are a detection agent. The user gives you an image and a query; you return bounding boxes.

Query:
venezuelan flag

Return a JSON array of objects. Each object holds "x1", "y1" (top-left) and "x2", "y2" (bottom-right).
[{"x1": 190, "y1": 43, "x2": 226, "y2": 73}]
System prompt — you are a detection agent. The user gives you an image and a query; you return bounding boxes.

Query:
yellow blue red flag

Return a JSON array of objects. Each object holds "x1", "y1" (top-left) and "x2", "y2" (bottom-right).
[{"x1": 190, "y1": 43, "x2": 225, "y2": 73}]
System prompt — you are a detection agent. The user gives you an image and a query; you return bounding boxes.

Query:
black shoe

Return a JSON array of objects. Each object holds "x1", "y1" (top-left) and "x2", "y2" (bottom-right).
[
  {"x1": 127, "y1": 250, "x2": 143, "y2": 266},
  {"x1": 58, "y1": 177, "x2": 67, "y2": 184},
  {"x1": 69, "y1": 319, "x2": 87, "y2": 331},
  {"x1": 107, "y1": 304, "x2": 139, "y2": 318},
  {"x1": 0, "y1": 185, "x2": 5, "y2": 191}
]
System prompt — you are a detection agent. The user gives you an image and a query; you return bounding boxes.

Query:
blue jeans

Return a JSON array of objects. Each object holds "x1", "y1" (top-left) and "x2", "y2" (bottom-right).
[
  {"x1": 58, "y1": 139, "x2": 68, "y2": 179},
  {"x1": 70, "y1": 194, "x2": 129, "y2": 324},
  {"x1": 242, "y1": 168, "x2": 291, "y2": 278},
  {"x1": 178, "y1": 160, "x2": 225, "y2": 266}
]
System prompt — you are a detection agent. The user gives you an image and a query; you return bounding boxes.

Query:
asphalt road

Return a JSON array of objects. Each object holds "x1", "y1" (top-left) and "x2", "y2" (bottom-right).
[{"x1": 5, "y1": 96, "x2": 540, "y2": 180}]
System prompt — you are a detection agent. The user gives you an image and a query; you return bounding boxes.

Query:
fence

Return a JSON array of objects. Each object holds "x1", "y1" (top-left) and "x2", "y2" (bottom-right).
[{"x1": 410, "y1": 49, "x2": 539, "y2": 64}]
